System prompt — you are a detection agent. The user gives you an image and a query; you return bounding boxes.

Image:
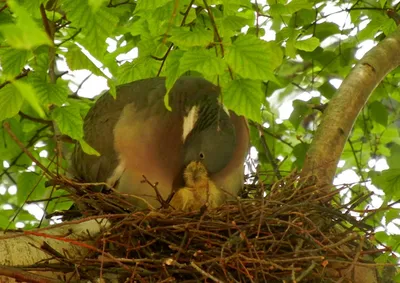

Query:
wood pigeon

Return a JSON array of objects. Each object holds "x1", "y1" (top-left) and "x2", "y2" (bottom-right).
[{"x1": 70, "y1": 76, "x2": 249, "y2": 209}]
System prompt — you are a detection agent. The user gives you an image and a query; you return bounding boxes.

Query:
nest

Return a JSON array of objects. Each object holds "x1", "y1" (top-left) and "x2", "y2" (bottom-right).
[{"x1": 47, "y1": 172, "x2": 389, "y2": 282}]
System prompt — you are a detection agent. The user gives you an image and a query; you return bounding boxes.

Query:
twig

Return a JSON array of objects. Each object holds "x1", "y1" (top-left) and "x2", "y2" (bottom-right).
[
  {"x1": 190, "y1": 262, "x2": 224, "y2": 283},
  {"x1": 0, "y1": 69, "x2": 30, "y2": 90},
  {"x1": 19, "y1": 112, "x2": 53, "y2": 125},
  {"x1": 0, "y1": 265, "x2": 60, "y2": 283},
  {"x1": 2, "y1": 122, "x2": 55, "y2": 178},
  {"x1": 256, "y1": 124, "x2": 282, "y2": 180}
]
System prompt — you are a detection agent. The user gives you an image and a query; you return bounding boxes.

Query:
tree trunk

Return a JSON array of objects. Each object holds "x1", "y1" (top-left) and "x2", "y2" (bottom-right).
[{"x1": 302, "y1": 26, "x2": 400, "y2": 189}]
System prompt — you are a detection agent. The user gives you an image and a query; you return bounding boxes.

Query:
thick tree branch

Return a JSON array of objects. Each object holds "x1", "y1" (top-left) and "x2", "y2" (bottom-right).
[{"x1": 302, "y1": 26, "x2": 400, "y2": 190}]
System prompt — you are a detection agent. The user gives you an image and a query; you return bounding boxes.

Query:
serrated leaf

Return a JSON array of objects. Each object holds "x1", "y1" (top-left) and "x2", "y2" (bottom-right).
[
  {"x1": 180, "y1": 49, "x2": 226, "y2": 76},
  {"x1": 314, "y1": 22, "x2": 340, "y2": 41},
  {"x1": 387, "y1": 144, "x2": 400, "y2": 169},
  {"x1": 88, "y1": 0, "x2": 107, "y2": 11},
  {"x1": 0, "y1": 84, "x2": 24, "y2": 121},
  {"x1": 0, "y1": 48, "x2": 30, "y2": 78},
  {"x1": 79, "y1": 139, "x2": 100, "y2": 156},
  {"x1": 52, "y1": 105, "x2": 83, "y2": 140},
  {"x1": 0, "y1": 0, "x2": 51, "y2": 49},
  {"x1": 295, "y1": 37, "x2": 320, "y2": 52},
  {"x1": 15, "y1": 0, "x2": 46, "y2": 17},
  {"x1": 31, "y1": 78, "x2": 69, "y2": 106},
  {"x1": 64, "y1": 45, "x2": 104, "y2": 76},
  {"x1": 169, "y1": 27, "x2": 213, "y2": 49},
  {"x1": 117, "y1": 56, "x2": 159, "y2": 84},
  {"x1": 107, "y1": 79, "x2": 116, "y2": 99},
  {"x1": 370, "y1": 169, "x2": 400, "y2": 198},
  {"x1": 287, "y1": 0, "x2": 313, "y2": 13},
  {"x1": 369, "y1": 101, "x2": 388, "y2": 126},
  {"x1": 222, "y1": 15, "x2": 252, "y2": 31},
  {"x1": 385, "y1": 208, "x2": 400, "y2": 224},
  {"x1": 225, "y1": 35, "x2": 282, "y2": 81},
  {"x1": 269, "y1": 4, "x2": 288, "y2": 16},
  {"x1": 17, "y1": 172, "x2": 46, "y2": 204},
  {"x1": 165, "y1": 50, "x2": 185, "y2": 93},
  {"x1": 136, "y1": 0, "x2": 172, "y2": 10},
  {"x1": 12, "y1": 80, "x2": 45, "y2": 118},
  {"x1": 62, "y1": 0, "x2": 118, "y2": 58},
  {"x1": 223, "y1": 79, "x2": 263, "y2": 123}
]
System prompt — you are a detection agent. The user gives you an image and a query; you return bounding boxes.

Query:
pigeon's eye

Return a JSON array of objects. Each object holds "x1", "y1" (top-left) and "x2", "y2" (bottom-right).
[{"x1": 199, "y1": 152, "x2": 205, "y2": 159}]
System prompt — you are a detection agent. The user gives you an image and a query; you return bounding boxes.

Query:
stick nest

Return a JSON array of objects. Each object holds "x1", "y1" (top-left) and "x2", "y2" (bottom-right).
[{"x1": 55, "y1": 172, "x2": 385, "y2": 282}]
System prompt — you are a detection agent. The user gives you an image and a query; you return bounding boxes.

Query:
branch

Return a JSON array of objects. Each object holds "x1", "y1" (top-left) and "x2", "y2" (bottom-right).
[
  {"x1": 302, "y1": 26, "x2": 400, "y2": 190},
  {"x1": 0, "y1": 69, "x2": 30, "y2": 90},
  {"x1": 3, "y1": 122, "x2": 55, "y2": 179},
  {"x1": 19, "y1": 112, "x2": 53, "y2": 125}
]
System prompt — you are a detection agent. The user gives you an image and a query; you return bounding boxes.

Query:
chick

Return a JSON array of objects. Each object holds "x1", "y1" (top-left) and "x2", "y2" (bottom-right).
[{"x1": 169, "y1": 161, "x2": 223, "y2": 211}]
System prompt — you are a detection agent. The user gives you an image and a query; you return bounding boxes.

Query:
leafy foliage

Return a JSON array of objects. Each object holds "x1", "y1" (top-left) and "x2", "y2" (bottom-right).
[{"x1": 0, "y1": 0, "x2": 399, "y2": 267}]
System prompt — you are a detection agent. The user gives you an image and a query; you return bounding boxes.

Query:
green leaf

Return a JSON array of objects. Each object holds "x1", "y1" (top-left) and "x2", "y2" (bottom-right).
[
  {"x1": 295, "y1": 37, "x2": 320, "y2": 52},
  {"x1": 223, "y1": 79, "x2": 263, "y2": 123},
  {"x1": 225, "y1": 35, "x2": 282, "y2": 81},
  {"x1": 0, "y1": 84, "x2": 24, "y2": 121},
  {"x1": 180, "y1": 49, "x2": 226, "y2": 76},
  {"x1": 136, "y1": 0, "x2": 172, "y2": 10},
  {"x1": 165, "y1": 50, "x2": 185, "y2": 93},
  {"x1": 88, "y1": 0, "x2": 107, "y2": 11},
  {"x1": 169, "y1": 27, "x2": 213, "y2": 49},
  {"x1": 12, "y1": 80, "x2": 45, "y2": 118},
  {"x1": 0, "y1": 49, "x2": 30, "y2": 78},
  {"x1": 117, "y1": 56, "x2": 160, "y2": 84},
  {"x1": 289, "y1": 100, "x2": 310, "y2": 129},
  {"x1": 16, "y1": 172, "x2": 46, "y2": 204},
  {"x1": 292, "y1": 143, "x2": 309, "y2": 168},
  {"x1": 62, "y1": 0, "x2": 119, "y2": 58},
  {"x1": 286, "y1": 0, "x2": 313, "y2": 13},
  {"x1": 222, "y1": 15, "x2": 252, "y2": 32},
  {"x1": 107, "y1": 79, "x2": 117, "y2": 99},
  {"x1": 318, "y1": 82, "x2": 336, "y2": 99},
  {"x1": 31, "y1": 76, "x2": 69, "y2": 106},
  {"x1": 79, "y1": 139, "x2": 100, "y2": 156},
  {"x1": 0, "y1": 212, "x2": 10, "y2": 228},
  {"x1": 64, "y1": 45, "x2": 104, "y2": 76},
  {"x1": 385, "y1": 208, "x2": 400, "y2": 224},
  {"x1": 370, "y1": 169, "x2": 400, "y2": 198},
  {"x1": 387, "y1": 144, "x2": 400, "y2": 169},
  {"x1": 52, "y1": 104, "x2": 83, "y2": 140},
  {"x1": 314, "y1": 22, "x2": 340, "y2": 41},
  {"x1": 0, "y1": 0, "x2": 52, "y2": 49},
  {"x1": 369, "y1": 101, "x2": 388, "y2": 126}
]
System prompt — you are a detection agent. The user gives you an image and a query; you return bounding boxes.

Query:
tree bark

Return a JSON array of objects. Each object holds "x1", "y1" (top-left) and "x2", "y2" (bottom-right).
[
  {"x1": 302, "y1": 26, "x2": 400, "y2": 189},
  {"x1": 0, "y1": 219, "x2": 109, "y2": 282}
]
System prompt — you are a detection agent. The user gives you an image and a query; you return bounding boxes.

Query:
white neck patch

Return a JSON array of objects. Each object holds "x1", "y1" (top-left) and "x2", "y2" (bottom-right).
[{"x1": 182, "y1": 106, "x2": 199, "y2": 142}]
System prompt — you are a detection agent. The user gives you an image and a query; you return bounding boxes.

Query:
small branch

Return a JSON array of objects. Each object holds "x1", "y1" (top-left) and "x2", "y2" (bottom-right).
[
  {"x1": 156, "y1": 0, "x2": 195, "y2": 76},
  {"x1": 19, "y1": 112, "x2": 53, "y2": 125},
  {"x1": 190, "y1": 262, "x2": 224, "y2": 283},
  {"x1": 203, "y1": 0, "x2": 233, "y2": 80},
  {"x1": 250, "y1": 121, "x2": 293, "y2": 148},
  {"x1": 57, "y1": 28, "x2": 82, "y2": 46},
  {"x1": 3, "y1": 122, "x2": 55, "y2": 179},
  {"x1": 0, "y1": 265, "x2": 60, "y2": 283},
  {"x1": 0, "y1": 4, "x2": 8, "y2": 13},
  {"x1": 387, "y1": 9, "x2": 400, "y2": 25},
  {"x1": 256, "y1": 124, "x2": 282, "y2": 180},
  {"x1": 72, "y1": 73, "x2": 92, "y2": 96},
  {"x1": 0, "y1": 69, "x2": 30, "y2": 90}
]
